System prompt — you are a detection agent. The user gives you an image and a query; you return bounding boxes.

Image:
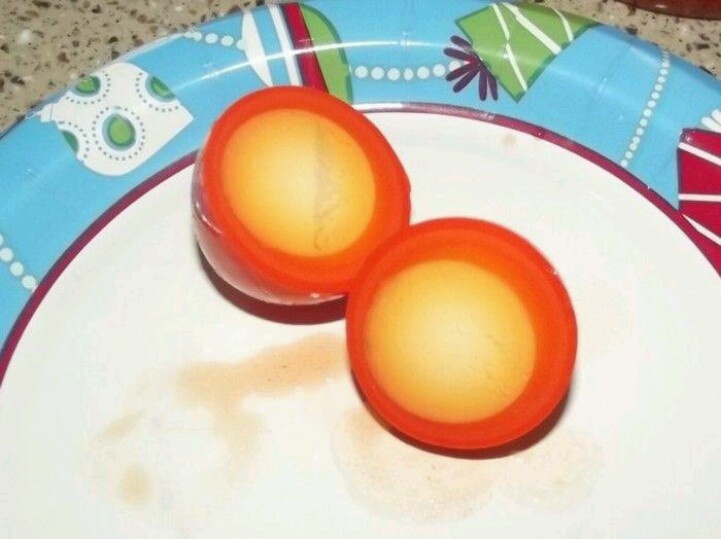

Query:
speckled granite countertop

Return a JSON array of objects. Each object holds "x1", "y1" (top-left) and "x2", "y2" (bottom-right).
[{"x1": 1, "y1": 0, "x2": 719, "y2": 130}]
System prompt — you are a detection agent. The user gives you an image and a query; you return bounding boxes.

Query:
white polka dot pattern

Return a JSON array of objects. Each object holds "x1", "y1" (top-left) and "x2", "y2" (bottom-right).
[
  {"x1": 0, "y1": 233, "x2": 38, "y2": 293},
  {"x1": 184, "y1": 30, "x2": 243, "y2": 50},
  {"x1": 352, "y1": 62, "x2": 457, "y2": 82},
  {"x1": 620, "y1": 50, "x2": 670, "y2": 169}
]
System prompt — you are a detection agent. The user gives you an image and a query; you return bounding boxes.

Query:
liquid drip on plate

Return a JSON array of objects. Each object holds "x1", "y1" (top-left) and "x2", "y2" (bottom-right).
[
  {"x1": 176, "y1": 332, "x2": 346, "y2": 459},
  {"x1": 117, "y1": 464, "x2": 152, "y2": 507},
  {"x1": 332, "y1": 407, "x2": 494, "y2": 522},
  {"x1": 502, "y1": 133, "x2": 517, "y2": 148},
  {"x1": 95, "y1": 411, "x2": 144, "y2": 443},
  {"x1": 498, "y1": 428, "x2": 603, "y2": 509},
  {"x1": 177, "y1": 331, "x2": 346, "y2": 403},
  {"x1": 332, "y1": 407, "x2": 603, "y2": 520},
  {"x1": 84, "y1": 332, "x2": 601, "y2": 529},
  {"x1": 84, "y1": 333, "x2": 347, "y2": 523}
]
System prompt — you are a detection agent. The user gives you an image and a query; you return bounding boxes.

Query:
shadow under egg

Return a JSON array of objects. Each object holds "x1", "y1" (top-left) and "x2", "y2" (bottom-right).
[{"x1": 195, "y1": 243, "x2": 347, "y2": 325}]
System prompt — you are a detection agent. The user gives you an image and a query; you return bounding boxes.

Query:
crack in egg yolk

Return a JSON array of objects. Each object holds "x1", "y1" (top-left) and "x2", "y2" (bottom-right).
[
  {"x1": 220, "y1": 109, "x2": 376, "y2": 257},
  {"x1": 365, "y1": 260, "x2": 536, "y2": 424}
]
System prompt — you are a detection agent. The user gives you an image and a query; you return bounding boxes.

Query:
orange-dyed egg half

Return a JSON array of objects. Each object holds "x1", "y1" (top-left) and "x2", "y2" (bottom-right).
[
  {"x1": 193, "y1": 87, "x2": 411, "y2": 305},
  {"x1": 346, "y1": 218, "x2": 577, "y2": 450}
]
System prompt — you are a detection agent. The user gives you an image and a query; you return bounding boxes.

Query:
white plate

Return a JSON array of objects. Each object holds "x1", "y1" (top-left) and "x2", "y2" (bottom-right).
[{"x1": 1, "y1": 112, "x2": 720, "y2": 538}]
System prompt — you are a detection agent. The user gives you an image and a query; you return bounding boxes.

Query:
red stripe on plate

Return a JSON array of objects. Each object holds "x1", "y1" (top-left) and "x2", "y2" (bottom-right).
[
  {"x1": 681, "y1": 128, "x2": 721, "y2": 156},
  {"x1": 280, "y1": 3, "x2": 328, "y2": 92},
  {"x1": 679, "y1": 129, "x2": 721, "y2": 195},
  {"x1": 678, "y1": 128, "x2": 721, "y2": 266},
  {"x1": 680, "y1": 201, "x2": 721, "y2": 239}
]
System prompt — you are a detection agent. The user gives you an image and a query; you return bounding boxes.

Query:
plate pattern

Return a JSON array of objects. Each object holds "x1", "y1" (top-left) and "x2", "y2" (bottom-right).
[{"x1": 1, "y1": 0, "x2": 720, "y2": 350}]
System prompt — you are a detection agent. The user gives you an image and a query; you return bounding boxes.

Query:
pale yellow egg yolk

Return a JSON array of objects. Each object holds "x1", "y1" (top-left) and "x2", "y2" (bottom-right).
[
  {"x1": 365, "y1": 260, "x2": 536, "y2": 424},
  {"x1": 220, "y1": 109, "x2": 376, "y2": 258}
]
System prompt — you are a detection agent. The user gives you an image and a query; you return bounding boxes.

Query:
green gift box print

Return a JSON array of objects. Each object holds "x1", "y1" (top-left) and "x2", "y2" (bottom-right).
[{"x1": 455, "y1": 2, "x2": 598, "y2": 102}]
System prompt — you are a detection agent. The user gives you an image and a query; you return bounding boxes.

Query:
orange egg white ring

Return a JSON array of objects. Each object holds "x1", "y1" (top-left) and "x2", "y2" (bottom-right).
[
  {"x1": 193, "y1": 86, "x2": 411, "y2": 304},
  {"x1": 346, "y1": 218, "x2": 577, "y2": 450}
]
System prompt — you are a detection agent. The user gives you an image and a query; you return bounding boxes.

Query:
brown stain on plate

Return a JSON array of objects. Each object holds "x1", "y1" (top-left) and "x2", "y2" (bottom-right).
[
  {"x1": 86, "y1": 332, "x2": 600, "y2": 524},
  {"x1": 502, "y1": 133, "x2": 517, "y2": 148},
  {"x1": 176, "y1": 333, "x2": 347, "y2": 457},
  {"x1": 332, "y1": 407, "x2": 495, "y2": 522},
  {"x1": 95, "y1": 411, "x2": 144, "y2": 443},
  {"x1": 333, "y1": 407, "x2": 603, "y2": 521},
  {"x1": 117, "y1": 464, "x2": 152, "y2": 507},
  {"x1": 177, "y1": 332, "x2": 346, "y2": 402},
  {"x1": 498, "y1": 428, "x2": 603, "y2": 509},
  {"x1": 87, "y1": 333, "x2": 347, "y2": 516}
]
